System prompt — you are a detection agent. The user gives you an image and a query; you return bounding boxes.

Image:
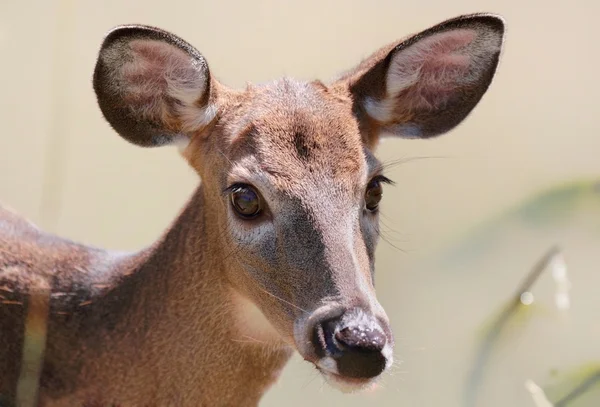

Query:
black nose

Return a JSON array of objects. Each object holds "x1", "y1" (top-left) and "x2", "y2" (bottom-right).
[{"x1": 318, "y1": 311, "x2": 388, "y2": 379}]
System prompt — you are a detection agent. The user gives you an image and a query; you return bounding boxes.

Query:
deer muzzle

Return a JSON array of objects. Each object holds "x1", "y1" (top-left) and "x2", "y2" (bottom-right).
[{"x1": 297, "y1": 305, "x2": 393, "y2": 390}]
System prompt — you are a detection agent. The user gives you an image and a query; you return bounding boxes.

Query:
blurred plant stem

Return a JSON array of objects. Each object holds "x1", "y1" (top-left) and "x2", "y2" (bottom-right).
[{"x1": 463, "y1": 246, "x2": 562, "y2": 407}]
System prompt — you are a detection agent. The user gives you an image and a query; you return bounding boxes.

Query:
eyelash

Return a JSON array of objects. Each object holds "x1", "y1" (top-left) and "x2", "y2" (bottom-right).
[
  {"x1": 222, "y1": 183, "x2": 249, "y2": 196},
  {"x1": 369, "y1": 174, "x2": 395, "y2": 186}
]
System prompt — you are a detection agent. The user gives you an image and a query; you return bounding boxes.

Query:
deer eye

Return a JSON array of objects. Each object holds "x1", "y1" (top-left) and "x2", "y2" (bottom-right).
[
  {"x1": 230, "y1": 184, "x2": 262, "y2": 219},
  {"x1": 365, "y1": 178, "x2": 384, "y2": 212}
]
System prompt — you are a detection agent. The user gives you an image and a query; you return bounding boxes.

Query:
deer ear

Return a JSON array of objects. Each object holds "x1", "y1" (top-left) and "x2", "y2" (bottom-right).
[
  {"x1": 93, "y1": 25, "x2": 216, "y2": 148},
  {"x1": 339, "y1": 14, "x2": 505, "y2": 147}
]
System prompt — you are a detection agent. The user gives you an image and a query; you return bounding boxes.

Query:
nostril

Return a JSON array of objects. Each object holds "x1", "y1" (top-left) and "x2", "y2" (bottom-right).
[
  {"x1": 311, "y1": 320, "x2": 327, "y2": 358},
  {"x1": 335, "y1": 326, "x2": 386, "y2": 353},
  {"x1": 321, "y1": 319, "x2": 343, "y2": 356},
  {"x1": 311, "y1": 310, "x2": 346, "y2": 358}
]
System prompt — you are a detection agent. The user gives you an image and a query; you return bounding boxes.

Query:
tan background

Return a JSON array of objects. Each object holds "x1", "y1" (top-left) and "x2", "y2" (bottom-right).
[{"x1": 1, "y1": 0, "x2": 599, "y2": 406}]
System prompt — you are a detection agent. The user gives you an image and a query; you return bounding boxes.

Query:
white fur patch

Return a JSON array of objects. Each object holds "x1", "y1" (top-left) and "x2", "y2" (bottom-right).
[
  {"x1": 317, "y1": 356, "x2": 339, "y2": 374},
  {"x1": 381, "y1": 343, "x2": 394, "y2": 370},
  {"x1": 364, "y1": 96, "x2": 397, "y2": 124},
  {"x1": 321, "y1": 371, "x2": 381, "y2": 394},
  {"x1": 230, "y1": 291, "x2": 283, "y2": 345},
  {"x1": 173, "y1": 134, "x2": 191, "y2": 153},
  {"x1": 167, "y1": 74, "x2": 217, "y2": 133}
]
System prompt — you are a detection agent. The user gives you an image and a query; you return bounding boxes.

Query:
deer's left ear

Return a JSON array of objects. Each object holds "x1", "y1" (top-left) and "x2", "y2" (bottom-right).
[{"x1": 338, "y1": 14, "x2": 505, "y2": 148}]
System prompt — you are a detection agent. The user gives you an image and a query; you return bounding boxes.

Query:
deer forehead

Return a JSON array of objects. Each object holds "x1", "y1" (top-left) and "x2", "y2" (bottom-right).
[{"x1": 220, "y1": 79, "x2": 370, "y2": 193}]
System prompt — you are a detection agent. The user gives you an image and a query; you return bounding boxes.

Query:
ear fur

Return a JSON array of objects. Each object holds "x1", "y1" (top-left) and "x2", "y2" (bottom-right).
[
  {"x1": 338, "y1": 13, "x2": 505, "y2": 147},
  {"x1": 93, "y1": 25, "x2": 217, "y2": 147}
]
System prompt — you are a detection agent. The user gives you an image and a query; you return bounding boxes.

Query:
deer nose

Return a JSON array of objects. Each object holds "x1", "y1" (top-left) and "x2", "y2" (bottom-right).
[
  {"x1": 335, "y1": 325, "x2": 386, "y2": 352},
  {"x1": 318, "y1": 310, "x2": 388, "y2": 379}
]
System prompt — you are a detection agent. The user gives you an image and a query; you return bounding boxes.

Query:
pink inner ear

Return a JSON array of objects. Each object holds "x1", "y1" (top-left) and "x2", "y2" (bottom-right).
[
  {"x1": 386, "y1": 29, "x2": 477, "y2": 110},
  {"x1": 121, "y1": 41, "x2": 196, "y2": 102},
  {"x1": 116, "y1": 40, "x2": 210, "y2": 131}
]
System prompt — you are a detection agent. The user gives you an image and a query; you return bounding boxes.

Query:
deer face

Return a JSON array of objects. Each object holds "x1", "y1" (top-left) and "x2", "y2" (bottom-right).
[
  {"x1": 93, "y1": 14, "x2": 504, "y2": 391},
  {"x1": 196, "y1": 81, "x2": 395, "y2": 389}
]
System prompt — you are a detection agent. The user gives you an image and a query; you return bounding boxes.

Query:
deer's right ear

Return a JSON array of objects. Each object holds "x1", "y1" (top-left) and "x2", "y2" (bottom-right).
[{"x1": 93, "y1": 25, "x2": 216, "y2": 147}]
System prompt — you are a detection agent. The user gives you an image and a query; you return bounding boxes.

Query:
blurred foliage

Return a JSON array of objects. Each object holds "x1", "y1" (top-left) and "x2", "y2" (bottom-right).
[
  {"x1": 545, "y1": 363, "x2": 600, "y2": 406},
  {"x1": 438, "y1": 179, "x2": 600, "y2": 269},
  {"x1": 432, "y1": 179, "x2": 600, "y2": 406}
]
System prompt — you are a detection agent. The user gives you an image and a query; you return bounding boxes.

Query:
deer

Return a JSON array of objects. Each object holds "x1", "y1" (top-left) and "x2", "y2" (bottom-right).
[{"x1": 0, "y1": 13, "x2": 505, "y2": 407}]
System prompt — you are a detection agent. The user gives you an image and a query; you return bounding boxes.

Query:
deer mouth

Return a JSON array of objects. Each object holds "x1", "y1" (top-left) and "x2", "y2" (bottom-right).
[{"x1": 316, "y1": 366, "x2": 381, "y2": 393}]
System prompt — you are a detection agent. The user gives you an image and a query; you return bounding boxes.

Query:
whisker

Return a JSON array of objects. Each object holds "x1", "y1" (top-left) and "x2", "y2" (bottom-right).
[
  {"x1": 216, "y1": 148, "x2": 235, "y2": 167},
  {"x1": 231, "y1": 339, "x2": 261, "y2": 344},
  {"x1": 376, "y1": 227, "x2": 407, "y2": 253},
  {"x1": 379, "y1": 217, "x2": 408, "y2": 241},
  {"x1": 318, "y1": 378, "x2": 325, "y2": 393},
  {"x1": 380, "y1": 155, "x2": 451, "y2": 172},
  {"x1": 301, "y1": 370, "x2": 320, "y2": 390},
  {"x1": 231, "y1": 334, "x2": 268, "y2": 345},
  {"x1": 254, "y1": 284, "x2": 309, "y2": 314}
]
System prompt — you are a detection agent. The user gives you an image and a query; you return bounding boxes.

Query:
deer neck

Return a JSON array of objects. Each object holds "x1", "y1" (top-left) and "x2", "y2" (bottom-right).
[{"x1": 103, "y1": 185, "x2": 293, "y2": 405}]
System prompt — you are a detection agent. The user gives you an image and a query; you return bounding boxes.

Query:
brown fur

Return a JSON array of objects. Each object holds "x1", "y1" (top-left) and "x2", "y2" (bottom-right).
[
  {"x1": 0, "y1": 13, "x2": 504, "y2": 406},
  {"x1": 1, "y1": 191, "x2": 290, "y2": 406}
]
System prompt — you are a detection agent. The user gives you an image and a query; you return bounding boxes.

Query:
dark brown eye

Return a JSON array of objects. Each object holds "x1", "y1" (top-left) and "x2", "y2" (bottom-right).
[
  {"x1": 365, "y1": 179, "x2": 383, "y2": 212},
  {"x1": 230, "y1": 184, "x2": 262, "y2": 219}
]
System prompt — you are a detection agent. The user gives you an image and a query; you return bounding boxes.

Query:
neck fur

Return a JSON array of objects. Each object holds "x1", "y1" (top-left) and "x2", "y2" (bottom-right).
[{"x1": 112, "y1": 185, "x2": 292, "y2": 405}]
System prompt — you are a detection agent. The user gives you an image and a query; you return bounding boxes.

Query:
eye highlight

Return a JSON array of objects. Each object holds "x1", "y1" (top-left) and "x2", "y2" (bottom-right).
[
  {"x1": 364, "y1": 175, "x2": 393, "y2": 212},
  {"x1": 227, "y1": 184, "x2": 263, "y2": 219}
]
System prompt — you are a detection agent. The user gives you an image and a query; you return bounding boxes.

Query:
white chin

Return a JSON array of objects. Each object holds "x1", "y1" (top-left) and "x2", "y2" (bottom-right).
[{"x1": 320, "y1": 371, "x2": 381, "y2": 394}]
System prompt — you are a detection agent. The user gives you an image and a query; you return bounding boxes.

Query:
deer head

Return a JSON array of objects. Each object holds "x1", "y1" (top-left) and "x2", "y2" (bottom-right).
[{"x1": 93, "y1": 14, "x2": 504, "y2": 391}]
